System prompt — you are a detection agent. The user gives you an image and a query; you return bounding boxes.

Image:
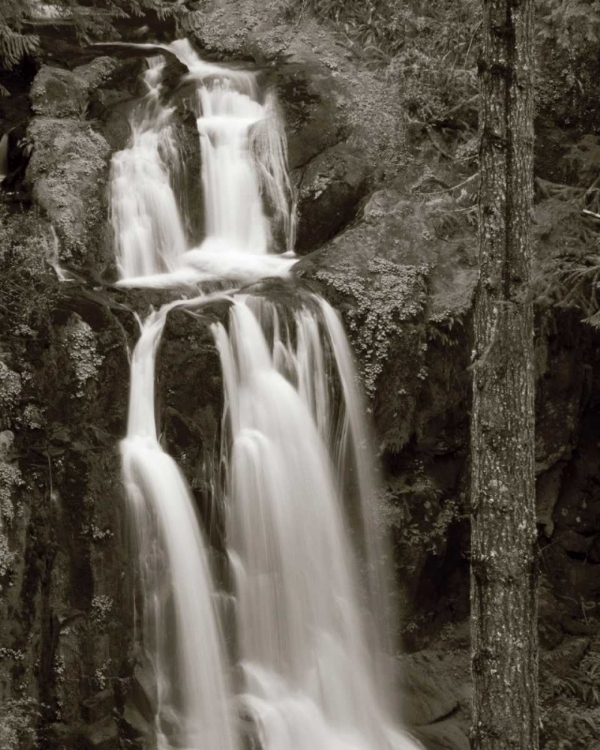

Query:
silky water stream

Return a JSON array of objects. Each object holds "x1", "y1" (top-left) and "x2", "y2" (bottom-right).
[{"x1": 113, "y1": 40, "x2": 420, "y2": 750}]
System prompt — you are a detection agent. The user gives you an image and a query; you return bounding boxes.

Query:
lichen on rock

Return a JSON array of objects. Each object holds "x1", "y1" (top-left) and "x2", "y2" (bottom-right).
[
  {"x1": 30, "y1": 59, "x2": 122, "y2": 119},
  {"x1": 26, "y1": 115, "x2": 111, "y2": 270},
  {"x1": 0, "y1": 366, "x2": 22, "y2": 428},
  {"x1": 61, "y1": 315, "x2": 104, "y2": 397},
  {"x1": 0, "y1": 431, "x2": 21, "y2": 589},
  {"x1": 316, "y1": 257, "x2": 429, "y2": 396}
]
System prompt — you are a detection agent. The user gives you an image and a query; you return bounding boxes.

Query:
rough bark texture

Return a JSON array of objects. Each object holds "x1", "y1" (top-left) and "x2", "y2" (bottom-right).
[{"x1": 470, "y1": 1, "x2": 538, "y2": 749}]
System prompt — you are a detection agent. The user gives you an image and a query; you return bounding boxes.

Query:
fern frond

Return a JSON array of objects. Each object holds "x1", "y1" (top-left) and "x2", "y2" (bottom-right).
[{"x1": 0, "y1": 20, "x2": 39, "y2": 68}]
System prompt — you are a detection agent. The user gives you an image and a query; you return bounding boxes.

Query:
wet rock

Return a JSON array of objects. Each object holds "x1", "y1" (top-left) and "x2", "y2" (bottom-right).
[
  {"x1": 122, "y1": 703, "x2": 153, "y2": 741},
  {"x1": 294, "y1": 143, "x2": 371, "y2": 254},
  {"x1": 83, "y1": 689, "x2": 115, "y2": 725},
  {"x1": 557, "y1": 529, "x2": 593, "y2": 556},
  {"x1": 294, "y1": 188, "x2": 476, "y2": 451},
  {"x1": 400, "y1": 651, "x2": 467, "y2": 727},
  {"x1": 157, "y1": 306, "x2": 227, "y2": 550},
  {"x1": 536, "y1": 461, "x2": 567, "y2": 537},
  {"x1": 415, "y1": 720, "x2": 470, "y2": 750},
  {"x1": 85, "y1": 716, "x2": 118, "y2": 749},
  {"x1": 129, "y1": 656, "x2": 159, "y2": 723}
]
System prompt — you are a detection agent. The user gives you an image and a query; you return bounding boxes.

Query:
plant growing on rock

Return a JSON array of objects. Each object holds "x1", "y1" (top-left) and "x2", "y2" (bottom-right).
[
  {"x1": 61, "y1": 315, "x2": 104, "y2": 398},
  {"x1": 0, "y1": 0, "x2": 190, "y2": 83},
  {"x1": 316, "y1": 258, "x2": 428, "y2": 395},
  {"x1": 0, "y1": 697, "x2": 40, "y2": 750},
  {"x1": 0, "y1": 207, "x2": 56, "y2": 331}
]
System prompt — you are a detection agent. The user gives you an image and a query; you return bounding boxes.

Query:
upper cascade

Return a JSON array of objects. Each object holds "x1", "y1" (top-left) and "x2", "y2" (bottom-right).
[{"x1": 111, "y1": 40, "x2": 295, "y2": 289}]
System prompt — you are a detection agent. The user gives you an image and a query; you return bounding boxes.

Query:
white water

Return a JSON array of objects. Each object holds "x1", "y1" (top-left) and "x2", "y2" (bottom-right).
[
  {"x1": 0, "y1": 133, "x2": 8, "y2": 182},
  {"x1": 122, "y1": 304, "x2": 239, "y2": 750},
  {"x1": 116, "y1": 41, "x2": 419, "y2": 750},
  {"x1": 112, "y1": 40, "x2": 294, "y2": 288},
  {"x1": 111, "y1": 56, "x2": 187, "y2": 278},
  {"x1": 214, "y1": 298, "x2": 417, "y2": 750}
]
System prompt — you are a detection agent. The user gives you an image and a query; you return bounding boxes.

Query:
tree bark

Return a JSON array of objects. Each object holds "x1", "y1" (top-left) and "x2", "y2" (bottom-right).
[{"x1": 470, "y1": 0, "x2": 538, "y2": 749}]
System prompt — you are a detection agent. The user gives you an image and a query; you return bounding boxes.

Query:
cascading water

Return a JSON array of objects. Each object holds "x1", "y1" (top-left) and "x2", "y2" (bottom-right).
[
  {"x1": 111, "y1": 56, "x2": 187, "y2": 279},
  {"x1": 214, "y1": 298, "x2": 416, "y2": 750},
  {"x1": 122, "y1": 303, "x2": 239, "y2": 750},
  {"x1": 115, "y1": 40, "x2": 420, "y2": 750}
]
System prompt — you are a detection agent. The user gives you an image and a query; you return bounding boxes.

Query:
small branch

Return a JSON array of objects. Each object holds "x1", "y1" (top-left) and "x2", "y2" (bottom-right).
[
  {"x1": 425, "y1": 126, "x2": 454, "y2": 160},
  {"x1": 436, "y1": 94, "x2": 479, "y2": 121},
  {"x1": 582, "y1": 209, "x2": 600, "y2": 221},
  {"x1": 417, "y1": 172, "x2": 479, "y2": 196},
  {"x1": 585, "y1": 175, "x2": 600, "y2": 199}
]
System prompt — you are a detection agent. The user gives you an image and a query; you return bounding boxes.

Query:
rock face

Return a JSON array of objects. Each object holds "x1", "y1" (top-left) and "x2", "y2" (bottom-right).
[{"x1": 0, "y1": 212, "x2": 134, "y2": 748}]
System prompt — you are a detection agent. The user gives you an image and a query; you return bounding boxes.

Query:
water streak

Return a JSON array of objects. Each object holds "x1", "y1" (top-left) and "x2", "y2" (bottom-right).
[
  {"x1": 214, "y1": 298, "x2": 419, "y2": 750},
  {"x1": 111, "y1": 56, "x2": 187, "y2": 279},
  {"x1": 122, "y1": 305, "x2": 238, "y2": 750},
  {"x1": 0, "y1": 133, "x2": 8, "y2": 182}
]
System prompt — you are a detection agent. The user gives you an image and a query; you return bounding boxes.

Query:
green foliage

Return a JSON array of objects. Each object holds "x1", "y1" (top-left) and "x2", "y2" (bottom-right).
[
  {"x1": 538, "y1": 251, "x2": 600, "y2": 328},
  {"x1": 537, "y1": 0, "x2": 600, "y2": 50},
  {"x1": 0, "y1": 1, "x2": 40, "y2": 69},
  {"x1": 0, "y1": 698, "x2": 40, "y2": 750},
  {"x1": 316, "y1": 258, "x2": 428, "y2": 395},
  {"x1": 0, "y1": 0, "x2": 188, "y2": 72},
  {"x1": 541, "y1": 647, "x2": 600, "y2": 750},
  {"x1": 0, "y1": 206, "x2": 57, "y2": 331},
  {"x1": 379, "y1": 467, "x2": 460, "y2": 566},
  {"x1": 61, "y1": 314, "x2": 104, "y2": 398}
]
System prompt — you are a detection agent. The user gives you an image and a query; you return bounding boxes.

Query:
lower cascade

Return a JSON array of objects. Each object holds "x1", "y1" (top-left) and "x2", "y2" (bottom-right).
[{"x1": 116, "y1": 39, "x2": 420, "y2": 750}]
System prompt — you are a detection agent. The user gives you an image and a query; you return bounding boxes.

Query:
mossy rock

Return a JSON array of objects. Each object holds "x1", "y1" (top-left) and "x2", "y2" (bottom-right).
[
  {"x1": 26, "y1": 118, "x2": 111, "y2": 272},
  {"x1": 30, "y1": 59, "x2": 123, "y2": 119}
]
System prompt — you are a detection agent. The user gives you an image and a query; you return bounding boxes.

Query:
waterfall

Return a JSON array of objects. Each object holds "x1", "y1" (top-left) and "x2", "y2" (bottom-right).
[
  {"x1": 214, "y1": 298, "x2": 416, "y2": 750},
  {"x1": 122, "y1": 305, "x2": 239, "y2": 750},
  {"x1": 115, "y1": 41, "x2": 420, "y2": 750},
  {"x1": 111, "y1": 56, "x2": 187, "y2": 279}
]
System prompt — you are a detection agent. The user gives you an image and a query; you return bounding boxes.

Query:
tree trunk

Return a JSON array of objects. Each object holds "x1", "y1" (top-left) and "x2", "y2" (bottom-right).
[{"x1": 470, "y1": 0, "x2": 538, "y2": 749}]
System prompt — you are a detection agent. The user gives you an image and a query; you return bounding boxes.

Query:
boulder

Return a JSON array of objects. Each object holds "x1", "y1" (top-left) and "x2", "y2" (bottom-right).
[
  {"x1": 85, "y1": 716, "x2": 118, "y2": 750},
  {"x1": 294, "y1": 142, "x2": 371, "y2": 253},
  {"x1": 271, "y1": 60, "x2": 351, "y2": 169},
  {"x1": 185, "y1": 0, "x2": 406, "y2": 177},
  {"x1": 293, "y1": 188, "x2": 476, "y2": 450},
  {"x1": 31, "y1": 67, "x2": 89, "y2": 119},
  {"x1": 294, "y1": 188, "x2": 477, "y2": 296},
  {"x1": 30, "y1": 58, "x2": 123, "y2": 119},
  {"x1": 26, "y1": 118, "x2": 111, "y2": 271},
  {"x1": 122, "y1": 703, "x2": 153, "y2": 740}
]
